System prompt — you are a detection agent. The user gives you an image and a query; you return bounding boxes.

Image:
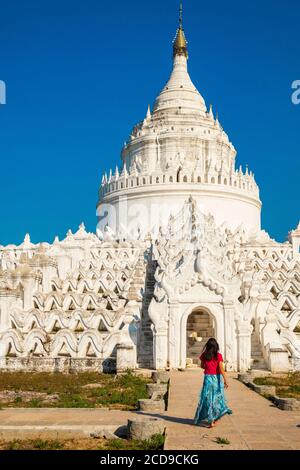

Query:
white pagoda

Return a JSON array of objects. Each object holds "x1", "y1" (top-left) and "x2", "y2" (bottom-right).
[{"x1": 0, "y1": 4, "x2": 299, "y2": 374}]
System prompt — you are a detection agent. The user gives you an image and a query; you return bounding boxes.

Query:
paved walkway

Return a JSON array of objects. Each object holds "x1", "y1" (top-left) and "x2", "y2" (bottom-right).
[{"x1": 163, "y1": 370, "x2": 300, "y2": 450}]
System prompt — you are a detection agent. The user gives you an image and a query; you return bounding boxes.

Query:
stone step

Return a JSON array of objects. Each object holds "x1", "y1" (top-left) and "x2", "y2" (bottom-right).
[
  {"x1": 249, "y1": 368, "x2": 271, "y2": 375},
  {"x1": 252, "y1": 357, "x2": 265, "y2": 363},
  {"x1": 188, "y1": 343, "x2": 205, "y2": 348},
  {"x1": 188, "y1": 342, "x2": 205, "y2": 348},
  {"x1": 251, "y1": 364, "x2": 268, "y2": 371},
  {"x1": 190, "y1": 319, "x2": 211, "y2": 322},
  {"x1": 188, "y1": 349, "x2": 205, "y2": 354},
  {"x1": 187, "y1": 336, "x2": 210, "y2": 344},
  {"x1": 188, "y1": 318, "x2": 211, "y2": 323},
  {"x1": 187, "y1": 338, "x2": 212, "y2": 345},
  {"x1": 251, "y1": 339, "x2": 260, "y2": 343},
  {"x1": 188, "y1": 339, "x2": 208, "y2": 344},
  {"x1": 251, "y1": 361, "x2": 265, "y2": 367},
  {"x1": 188, "y1": 344, "x2": 203, "y2": 350},
  {"x1": 251, "y1": 358, "x2": 267, "y2": 370},
  {"x1": 138, "y1": 362, "x2": 153, "y2": 369},
  {"x1": 187, "y1": 329, "x2": 213, "y2": 335},
  {"x1": 187, "y1": 328, "x2": 212, "y2": 334}
]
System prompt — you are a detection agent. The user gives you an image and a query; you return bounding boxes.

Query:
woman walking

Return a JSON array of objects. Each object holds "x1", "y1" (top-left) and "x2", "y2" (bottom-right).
[{"x1": 194, "y1": 338, "x2": 232, "y2": 428}]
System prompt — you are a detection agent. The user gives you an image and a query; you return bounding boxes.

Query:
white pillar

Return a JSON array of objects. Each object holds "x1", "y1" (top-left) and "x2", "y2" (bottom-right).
[
  {"x1": 116, "y1": 306, "x2": 140, "y2": 371},
  {"x1": 168, "y1": 304, "x2": 179, "y2": 369},
  {"x1": 223, "y1": 299, "x2": 238, "y2": 372},
  {"x1": 236, "y1": 321, "x2": 252, "y2": 372},
  {"x1": 152, "y1": 329, "x2": 168, "y2": 370},
  {"x1": 116, "y1": 344, "x2": 136, "y2": 372},
  {"x1": 149, "y1": 300, "x2": 169, "y2": 370}
]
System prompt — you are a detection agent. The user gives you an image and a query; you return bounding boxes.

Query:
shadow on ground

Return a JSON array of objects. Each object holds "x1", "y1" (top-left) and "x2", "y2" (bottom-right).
[{"x1": 132, "y1": 411, "x2": 210, "y2": 428}]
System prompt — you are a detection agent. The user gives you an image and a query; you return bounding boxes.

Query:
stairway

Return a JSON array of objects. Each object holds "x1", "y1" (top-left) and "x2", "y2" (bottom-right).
[
  {"x1": 186, "y1": 312, "x2": 214, "y2": 365},
  {"x1": 250, "y1": 333, "x2": 268, "y2": 371},
  {"x1": 137, "y1": 258, "x2": 156, "y2": 369}
]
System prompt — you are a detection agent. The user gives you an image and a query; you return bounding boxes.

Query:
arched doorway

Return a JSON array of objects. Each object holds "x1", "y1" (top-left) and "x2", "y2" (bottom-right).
[{"x1": 186, "y1": 309, "x2": 215, "y2": 366}]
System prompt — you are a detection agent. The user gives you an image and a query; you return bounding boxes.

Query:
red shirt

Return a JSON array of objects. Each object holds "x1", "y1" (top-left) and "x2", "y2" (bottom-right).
[{"x1": 200, "y1": 352, "x2": 224, "y2": 375}]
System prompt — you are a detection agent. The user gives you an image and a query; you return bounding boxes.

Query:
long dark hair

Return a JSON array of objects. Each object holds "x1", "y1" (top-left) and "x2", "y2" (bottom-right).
[{"x1": 203, "y1": 338, "x2": 219, "y2": 361}]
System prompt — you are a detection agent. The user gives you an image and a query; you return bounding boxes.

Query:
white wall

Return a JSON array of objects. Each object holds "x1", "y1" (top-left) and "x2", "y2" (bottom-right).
[{"x1": 98, "y1": 183, "x2": 261, "y2": 238}]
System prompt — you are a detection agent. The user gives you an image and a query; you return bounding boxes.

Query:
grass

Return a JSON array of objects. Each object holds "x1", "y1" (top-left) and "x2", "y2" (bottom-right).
[
  {"x1": 0, "y1": 434, "x2": 165, "y2": 451},
  {"x1": 0, "y1": 371, "x2": 150, "y2": 410},
  {"x1": 254, "y1": 372, "x2": 300, "y2": 399},
  {"x1": 7, "y1": 439, "x2": 64, "y2": 451},
  {"x1": 13, "y1": 396, "x2": 22, "y2": 404},
  {"x1": 7, "y1": 440, "x2": 22, "y2": 451},
  {"x1": 28, "y1": 399, "x2": 42, "y2": 408},
  {"x1": 32, "y1": 439, "x2": 64, "y2": 450},
  {"x1": 104, "y1": 434, "x2": 165, "y2": 451},
  {"x1": 215, "y1": 437, "x2": 230, "y2": 446}
]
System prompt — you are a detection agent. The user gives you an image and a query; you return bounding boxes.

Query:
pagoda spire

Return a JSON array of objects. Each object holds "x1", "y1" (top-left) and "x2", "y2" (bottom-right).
[
  {"x1": 146, "y1": 104, "x2": 151, "y2": 120},
  {"x1": 179, "y1": 0, "x2": 183, "y2": 29},
  {"x1": 173, "y1": 1, "x2": 188, "y2": 59}
]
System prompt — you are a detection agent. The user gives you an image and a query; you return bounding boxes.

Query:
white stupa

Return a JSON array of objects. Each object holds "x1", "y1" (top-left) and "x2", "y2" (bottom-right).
[{"x1": 97, "y1": 8, "x2": 261, "y2": 239}]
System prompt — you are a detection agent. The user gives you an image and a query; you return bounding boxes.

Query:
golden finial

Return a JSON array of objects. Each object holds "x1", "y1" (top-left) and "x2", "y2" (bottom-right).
[{"x1": 173, "y1": 1, "x2": 188, "y2": 58}]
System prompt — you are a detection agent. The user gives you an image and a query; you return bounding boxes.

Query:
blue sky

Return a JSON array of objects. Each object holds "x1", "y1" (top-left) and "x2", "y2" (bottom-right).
[{"x1": 0, "y1": 0, "x2": 299, "y2": 245}]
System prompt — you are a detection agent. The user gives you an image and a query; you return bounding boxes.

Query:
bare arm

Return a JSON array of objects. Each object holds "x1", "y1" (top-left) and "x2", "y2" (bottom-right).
[{"x1": 219, "y1": 361, "x2": 229, "y2": 388}]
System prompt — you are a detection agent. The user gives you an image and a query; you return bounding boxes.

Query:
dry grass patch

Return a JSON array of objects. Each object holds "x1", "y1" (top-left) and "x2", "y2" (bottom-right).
[
  {"x1": 0, "y1": 434, "x2": 165, "y2": 451},
  {"x1": 254, "y1": 372, "x2": 300, "y2": 399},
  {"x1": 0, "y1": 371, "x2": 150, "y2": 409}
]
